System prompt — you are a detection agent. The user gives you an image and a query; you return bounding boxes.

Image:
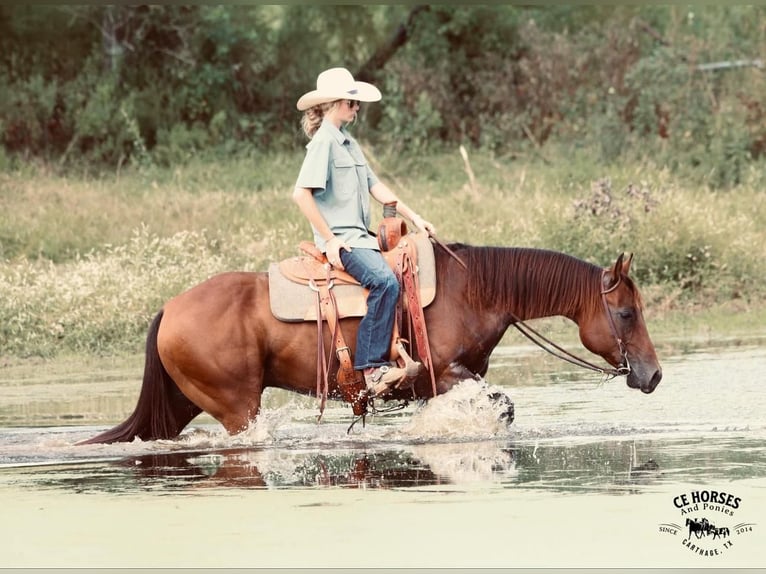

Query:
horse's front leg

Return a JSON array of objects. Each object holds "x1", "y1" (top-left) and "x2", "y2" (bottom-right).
[{"x1": 435, "y1": 361, "x2": 482, "y2": 393}]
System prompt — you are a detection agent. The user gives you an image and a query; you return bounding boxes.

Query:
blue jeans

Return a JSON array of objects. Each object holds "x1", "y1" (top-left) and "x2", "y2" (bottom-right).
[{"x1": 339, "y1": 248, "x2": 399, "y2": 370}]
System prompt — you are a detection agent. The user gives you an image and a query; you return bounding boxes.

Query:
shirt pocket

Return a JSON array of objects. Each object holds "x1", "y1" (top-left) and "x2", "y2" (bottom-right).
[{"x1": 331, "y1": 156, "x2": 364, "y2": 199}]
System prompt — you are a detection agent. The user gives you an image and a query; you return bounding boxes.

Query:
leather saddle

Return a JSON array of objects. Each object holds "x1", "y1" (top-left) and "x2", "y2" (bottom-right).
[{"x1": 268, "y1": 231, "x2": 436, "y2": 322}]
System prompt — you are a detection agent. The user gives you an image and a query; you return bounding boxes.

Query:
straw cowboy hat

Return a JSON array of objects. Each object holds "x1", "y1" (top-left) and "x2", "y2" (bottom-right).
[{"x1": 296, "y1": 67, "x2": 382, "y2": 111}]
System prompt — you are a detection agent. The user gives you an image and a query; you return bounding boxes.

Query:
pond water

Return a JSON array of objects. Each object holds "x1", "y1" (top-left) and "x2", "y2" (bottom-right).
[{"x1": 1, "y1": 336, "x2": 765, "y2": 568}]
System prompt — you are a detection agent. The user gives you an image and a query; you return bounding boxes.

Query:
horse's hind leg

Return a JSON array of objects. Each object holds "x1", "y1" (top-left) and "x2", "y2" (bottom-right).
[
  {"x1": 191, "y1": 364, "x2": 265, "y2": 435},
  {"x1": 158, "y1": 331, "x2": 267, "y2": 436},
  {"x1": 156, "y1": 271, "x2": 283, "y2": 436},
  {"x1": 219, "y1": 382, "x2": 264, "y2": 435},
  {"x1": 167, "y1": 368, "x2": 265, "y2": 436}
]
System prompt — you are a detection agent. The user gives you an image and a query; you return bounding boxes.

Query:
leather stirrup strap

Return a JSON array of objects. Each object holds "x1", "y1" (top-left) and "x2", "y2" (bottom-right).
[
  {"x1": 314, "y1": 268, "x2": 367, "y2": 417},
  {"x1": 396, "y1": 247, "x2": 438, "y2": 398},
  {"x1": 314, "y1": 280, "x2": 330, "y2": 417}
]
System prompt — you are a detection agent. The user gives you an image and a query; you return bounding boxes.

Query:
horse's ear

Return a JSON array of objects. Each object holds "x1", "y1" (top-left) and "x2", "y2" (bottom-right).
[
  {"x1": 602, "y1": 252, "x2": 625, "y2": 291},
  {"x1": 622, "y1": 252, "x2": 634, "y2": 276}
]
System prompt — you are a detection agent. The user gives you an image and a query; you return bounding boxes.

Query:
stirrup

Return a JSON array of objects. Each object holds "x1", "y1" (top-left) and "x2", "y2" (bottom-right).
[{"x1": 365, "y1": 364, "x2": 407, "y2": 397}]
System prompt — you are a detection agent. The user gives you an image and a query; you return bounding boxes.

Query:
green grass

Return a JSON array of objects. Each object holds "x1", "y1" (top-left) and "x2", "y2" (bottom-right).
[{"x1": 1, "y1": 148, "x2": 765, "y2": 358}]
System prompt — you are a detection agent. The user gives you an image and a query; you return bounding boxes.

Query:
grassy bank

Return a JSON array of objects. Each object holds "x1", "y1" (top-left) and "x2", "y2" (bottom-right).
[{"x1": 2, "y1": 149, "x2": 765, "y2": 358}]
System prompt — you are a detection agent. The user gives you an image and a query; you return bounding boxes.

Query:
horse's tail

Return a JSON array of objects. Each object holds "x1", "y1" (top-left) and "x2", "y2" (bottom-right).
[{"x1": 78, "y1": 309, "x2": 202, "y2": 444}]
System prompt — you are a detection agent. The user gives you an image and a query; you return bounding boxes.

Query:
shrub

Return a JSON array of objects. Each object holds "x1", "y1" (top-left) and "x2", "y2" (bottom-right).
[
  {"x1": 540, "y1": 175, "x2": 765, "y2": 302},
  {"x1": 0, "y1": 227, "x2": 225, "y2": 356}
]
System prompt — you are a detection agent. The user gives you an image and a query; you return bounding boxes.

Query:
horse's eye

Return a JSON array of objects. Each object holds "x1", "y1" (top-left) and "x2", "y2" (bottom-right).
[{"x1": 617, "y1": 309, "x2": 634, "y2": 321}]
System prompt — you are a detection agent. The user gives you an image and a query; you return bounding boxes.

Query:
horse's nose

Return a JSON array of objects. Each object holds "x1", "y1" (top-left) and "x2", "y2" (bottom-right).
[{"x1": 641, "y1": 368, "x2": 662, "y2": 394}]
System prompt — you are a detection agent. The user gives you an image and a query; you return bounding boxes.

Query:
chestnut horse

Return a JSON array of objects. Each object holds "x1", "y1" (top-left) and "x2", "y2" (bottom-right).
[{"x1": 81, "y1": 245, "x2": 662, "y2": 444}]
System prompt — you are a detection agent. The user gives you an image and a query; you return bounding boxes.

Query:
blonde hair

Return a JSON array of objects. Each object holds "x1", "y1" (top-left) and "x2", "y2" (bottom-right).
[{"x1": 301, "y1": 101, "x2": 335, "y2": 139}]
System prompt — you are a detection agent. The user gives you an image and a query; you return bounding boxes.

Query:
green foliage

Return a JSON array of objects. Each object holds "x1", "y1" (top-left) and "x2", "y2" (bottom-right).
[
  {"x1": 0, "y1": 227, "x2": 223, "y2": 356},
  {"x1": 621, "y1": 41, "x2": 762, "y2": 188},
  {"x1": 539, "y1": 174, "x2": 764, "y2": 303},
  {"x1": 0, "y1": 71, "x2": 58, "y2": 155},
  {"x1": 1, "y1": 5, "x2": 765, "y2": 187},
  {"x1": 378, "y1": 77, "x2": 444, "y2": 151}
]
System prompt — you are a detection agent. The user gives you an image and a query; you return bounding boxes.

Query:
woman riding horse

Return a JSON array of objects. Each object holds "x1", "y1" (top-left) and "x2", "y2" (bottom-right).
[{"x1": 80, "y1": 247, "x2": 662, "y2": 444}]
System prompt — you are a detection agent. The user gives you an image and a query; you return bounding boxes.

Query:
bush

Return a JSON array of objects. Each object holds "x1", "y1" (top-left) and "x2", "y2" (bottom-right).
[
  {"x1": 0, "y1": 227, "x2": 234, "y2": 357},
  {"x1": 0, "y1": 72, "x2": 61, "y2": 156},
  {"x1": 540, "y1": 175, "x2": 765, "y2": 303},
  {"x1": 2, "y1": 5, "x2": 765, "y2": 188}
]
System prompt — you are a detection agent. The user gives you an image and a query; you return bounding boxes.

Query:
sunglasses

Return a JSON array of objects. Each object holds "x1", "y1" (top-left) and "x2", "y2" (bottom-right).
[{"x1": 346, "y1": 99, "x2": 360, "y2": 109}]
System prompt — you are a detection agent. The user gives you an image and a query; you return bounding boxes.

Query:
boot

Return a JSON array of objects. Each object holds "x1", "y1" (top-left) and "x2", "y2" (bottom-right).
[{"x1": 364, "y1": 364, "x2": 408, "y2": 397}]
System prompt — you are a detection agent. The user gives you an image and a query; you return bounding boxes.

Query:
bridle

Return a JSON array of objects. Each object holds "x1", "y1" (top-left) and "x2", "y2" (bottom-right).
[
  {"x1": 508, "y1": 270, "x2": 632, "y2": 381},
  {"x1": 599, "y1": 271, "x2": 632, "y2": 377}
]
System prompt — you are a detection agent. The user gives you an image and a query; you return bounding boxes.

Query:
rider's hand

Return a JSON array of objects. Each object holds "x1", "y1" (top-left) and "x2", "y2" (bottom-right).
[
  {"x1": 326, "y1": 236, "x2": 351, "y2": 270},
  {"x1": 411, "y1": 214, "x2": 436, "y2": 236}
]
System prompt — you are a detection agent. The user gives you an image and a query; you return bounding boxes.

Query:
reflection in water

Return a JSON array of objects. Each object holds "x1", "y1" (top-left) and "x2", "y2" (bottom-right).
[
  {"x1": 19, "y1": 434, "x2": 763, "y2": 495},
  {"x1": 132, "y1": 449, "x2": 443, "y2": 490},
  {"x1": 27, "y1": 447, "x2": 478, "y2": 493},
  {"x1": 5, "y1": 430, "x2": 766, "y2": 496}
]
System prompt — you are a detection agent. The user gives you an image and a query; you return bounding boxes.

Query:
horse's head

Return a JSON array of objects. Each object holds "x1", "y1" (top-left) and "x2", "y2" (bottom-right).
[{"x1": 578, "y1": 253, "x2": 662, "y2": 394}]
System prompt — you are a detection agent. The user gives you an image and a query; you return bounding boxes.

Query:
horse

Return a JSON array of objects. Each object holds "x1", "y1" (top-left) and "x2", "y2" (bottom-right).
[
  {"x1": 80, "y1": 244, "x2": 662, "y2": 444},
  {"x1": 712, "y1": 526, "x2": 729, "y2": 539},
  {"x1": 687, "y1": 518, "x2": 708, "y2": 539}
]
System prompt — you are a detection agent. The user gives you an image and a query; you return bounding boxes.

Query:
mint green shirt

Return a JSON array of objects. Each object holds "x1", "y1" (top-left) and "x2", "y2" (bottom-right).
[{"x1": 295, "y1": 120, "x2": 380, "y2": 252}]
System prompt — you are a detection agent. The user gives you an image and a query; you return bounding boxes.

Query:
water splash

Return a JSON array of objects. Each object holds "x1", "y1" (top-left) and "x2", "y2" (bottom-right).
[
  {"x1": 163, "y1": 403, "x2": 300, "y2": 449},
  {"x1": 398, "y1": 379, "x2": 513, "y2": 441}
]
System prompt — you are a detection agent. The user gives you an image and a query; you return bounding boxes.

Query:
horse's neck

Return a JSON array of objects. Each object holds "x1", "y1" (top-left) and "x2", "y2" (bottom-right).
[
  {"x1": 509, "y1": 250, "x2": 600, "y2": 322},
  {"x1": 462, "y1": 247, "x2": 601, "y2": 324}
]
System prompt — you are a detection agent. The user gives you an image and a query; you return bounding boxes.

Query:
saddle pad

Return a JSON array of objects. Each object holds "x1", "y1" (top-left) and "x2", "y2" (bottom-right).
[{"x1": 269, "y1": 232, "x2": 436, "y2": 322}]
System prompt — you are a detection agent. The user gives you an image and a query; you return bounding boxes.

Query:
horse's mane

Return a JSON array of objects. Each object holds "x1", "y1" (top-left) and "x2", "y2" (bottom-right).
[{"x1": 443, "y1": 245, "x2": 608, "y2": 319}]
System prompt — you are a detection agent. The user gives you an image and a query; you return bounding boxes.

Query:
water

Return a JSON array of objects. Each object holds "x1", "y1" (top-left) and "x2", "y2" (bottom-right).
[{"x1": 1, "y1": 339, "x2": 765, "y2": 568}]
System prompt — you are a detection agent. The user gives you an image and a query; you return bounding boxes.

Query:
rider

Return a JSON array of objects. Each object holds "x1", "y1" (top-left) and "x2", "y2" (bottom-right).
[{"x1": 291, "y1": 67, "x2": 436, "y2": 396}]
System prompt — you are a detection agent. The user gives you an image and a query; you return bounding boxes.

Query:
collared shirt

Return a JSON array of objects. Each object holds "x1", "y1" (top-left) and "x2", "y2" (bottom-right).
[{"x1": 295, "y1": 119, "x2": 380, "y2": 252}]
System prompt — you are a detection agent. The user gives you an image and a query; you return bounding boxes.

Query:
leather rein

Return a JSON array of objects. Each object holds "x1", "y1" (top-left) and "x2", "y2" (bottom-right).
[{"x1": 507, "y1": 270, "x2": 632, "y2": 381}]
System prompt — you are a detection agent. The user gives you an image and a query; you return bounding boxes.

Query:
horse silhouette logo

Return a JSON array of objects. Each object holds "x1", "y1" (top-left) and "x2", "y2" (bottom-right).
[{"x1": 685, "y1": 517, "x2": 730, "y2": 540}]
